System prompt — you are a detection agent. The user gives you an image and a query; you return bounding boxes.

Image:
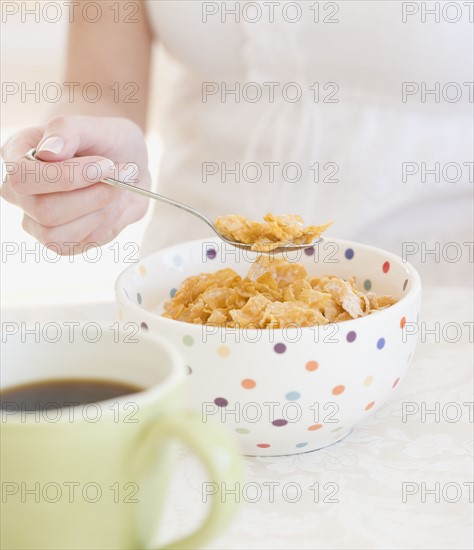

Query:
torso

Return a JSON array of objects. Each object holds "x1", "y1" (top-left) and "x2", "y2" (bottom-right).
[{"x1": 142, "y1": 0, "x2": 473, "y2": 284}]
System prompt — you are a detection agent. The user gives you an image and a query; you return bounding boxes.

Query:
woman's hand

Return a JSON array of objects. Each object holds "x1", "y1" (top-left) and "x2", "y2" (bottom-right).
[{"x1": 1, "y1": 115, "x2": 150, "y2": 255}]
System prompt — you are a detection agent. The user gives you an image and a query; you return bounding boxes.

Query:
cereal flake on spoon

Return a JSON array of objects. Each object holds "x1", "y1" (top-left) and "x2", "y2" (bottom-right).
[{"x1": 214, "y1": 213, "x2": 332, "y2": 251}]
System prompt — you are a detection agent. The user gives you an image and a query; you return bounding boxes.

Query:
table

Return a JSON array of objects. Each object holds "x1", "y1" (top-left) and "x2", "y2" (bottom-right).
[{"x1": 2, "y1": 286, "x2": 473, "y2": 550}]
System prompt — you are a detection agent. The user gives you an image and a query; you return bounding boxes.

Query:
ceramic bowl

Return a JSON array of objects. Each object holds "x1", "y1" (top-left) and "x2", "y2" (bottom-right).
[{"x1": 116, "y1": 238, "x2": 421, "y2": 456}]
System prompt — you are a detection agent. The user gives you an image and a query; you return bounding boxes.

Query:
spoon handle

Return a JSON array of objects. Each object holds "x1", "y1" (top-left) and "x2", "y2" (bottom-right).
[
  {"x1": 24, "y1": 148, "x2": 216, "y2": 233},
  {"x1": 101, "y1": 177, "x2": 216, "y2": 231}
]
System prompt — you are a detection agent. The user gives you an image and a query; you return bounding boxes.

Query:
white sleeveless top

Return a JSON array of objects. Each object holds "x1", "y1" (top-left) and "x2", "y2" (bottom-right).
[{"x1": 142, "y1": 1, "x2": 473, "y2": 285}]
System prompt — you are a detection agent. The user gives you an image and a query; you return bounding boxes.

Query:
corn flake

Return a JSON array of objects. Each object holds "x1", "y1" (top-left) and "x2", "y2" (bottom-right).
[
  {"x1": 162, "y1": 256, "x2": 398, "y2": 328},
  {"x1": 215, "y1": 213, "x2": 332, "y2": 251}
]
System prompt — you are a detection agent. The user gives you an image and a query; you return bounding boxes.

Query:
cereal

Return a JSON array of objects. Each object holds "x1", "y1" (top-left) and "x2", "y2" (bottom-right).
[
  {"x1": 215, "y1": 213, "x2": 332, "y2": 251},
  {"x1": 162, "y1": 256, "x2": 397, "y2": 328}
]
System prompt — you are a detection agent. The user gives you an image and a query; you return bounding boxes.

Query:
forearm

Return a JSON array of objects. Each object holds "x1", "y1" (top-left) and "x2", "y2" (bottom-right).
[
  {"x1": 50, "y1": 0, "x2": 152, "y2": 130},
  {"x1": 48, "y1": 87, "x2": 149, "y2": 130}
]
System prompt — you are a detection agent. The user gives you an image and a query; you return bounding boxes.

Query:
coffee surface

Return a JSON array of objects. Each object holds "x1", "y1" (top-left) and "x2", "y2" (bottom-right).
[{"x1": 0, "y1": 378, "x2": 144, "y2": 410}]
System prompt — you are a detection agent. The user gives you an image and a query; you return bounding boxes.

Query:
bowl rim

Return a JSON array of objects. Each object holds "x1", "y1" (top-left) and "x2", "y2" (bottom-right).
[{"x1": 115, "y1": 237, "x2": 422, "y2": 333}]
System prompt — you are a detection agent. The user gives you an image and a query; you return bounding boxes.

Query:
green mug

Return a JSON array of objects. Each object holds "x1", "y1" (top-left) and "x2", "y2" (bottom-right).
[{"x1": 0, "y1": 323, "x2": 242, "y2": 549}]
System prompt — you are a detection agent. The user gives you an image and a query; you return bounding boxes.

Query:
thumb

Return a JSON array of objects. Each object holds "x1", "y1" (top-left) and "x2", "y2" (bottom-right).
[{"x1": 34, "y1": 115, "x2": 100, "y2": 162}]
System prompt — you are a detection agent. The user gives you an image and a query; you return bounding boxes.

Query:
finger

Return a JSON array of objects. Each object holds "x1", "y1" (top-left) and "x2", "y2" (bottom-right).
[
  {"x1": 5, "y1": 155, "x2": 115, "y2": 195},
  {"x1": 1, "y1": 126, "x2": 44, "y2": 161},
  {"x1": 21, "y1": 196, "x2": 129, "y2": 252},
  {"x1": 1, "y1": 126, "x2": 43, "y2": 195},
  {"x1": 35, "y1": 115, "x2": 99, "y2": 161},
  {"x1": 83, "y1": 192, "x2": 149, "y2": 245},
  {"x1": 7, "y1": 182, "x2": 121, "y2": 227},
  {"x1": 0, "y1": 177, "x2": 20, "y2": 204},
  {"x1": 22, "y1": 210, "x2": 107, "y2": 250},
  {"x1": 22, "y1": 189, "x2": 148, "y2": 255},
  {"x1": 36, "y1": 116, "x2": 143, "y2": 162}
]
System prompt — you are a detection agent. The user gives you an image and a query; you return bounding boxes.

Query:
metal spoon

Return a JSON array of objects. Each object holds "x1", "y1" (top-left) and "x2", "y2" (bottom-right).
[{"x1": 25, "y1": 148, "x2": 322, "y2": 254}]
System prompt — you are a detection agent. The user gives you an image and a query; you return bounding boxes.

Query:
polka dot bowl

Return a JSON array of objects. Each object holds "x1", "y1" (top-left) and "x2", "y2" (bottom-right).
[{"x1": 116, "y1": 238, "x2": 421, "y2": 456}]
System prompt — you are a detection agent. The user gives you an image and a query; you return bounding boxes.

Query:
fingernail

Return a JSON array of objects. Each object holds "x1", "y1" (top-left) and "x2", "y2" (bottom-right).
[
  {"x1": 98, "y1": 159, "x2": 115, "y2": 175},
  {"x1": 37, "y1": 136, "x2": 64, "y2": 155}
]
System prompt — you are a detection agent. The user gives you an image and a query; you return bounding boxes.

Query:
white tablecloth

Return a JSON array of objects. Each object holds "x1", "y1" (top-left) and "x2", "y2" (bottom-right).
[{"x1": 2, "y1": 286, "x2": 473, "y2": 550}]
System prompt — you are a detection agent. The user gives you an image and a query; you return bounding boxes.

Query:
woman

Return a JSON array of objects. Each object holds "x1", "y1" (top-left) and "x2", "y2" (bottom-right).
[{"x1": 2, "y1": 1, "x2": 472, "y2": 285}]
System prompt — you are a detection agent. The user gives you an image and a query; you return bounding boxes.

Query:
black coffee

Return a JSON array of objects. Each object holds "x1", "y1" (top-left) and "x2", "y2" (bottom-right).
[{"x1": 0, "y1": 378, "x2": 144, "y2": 410}]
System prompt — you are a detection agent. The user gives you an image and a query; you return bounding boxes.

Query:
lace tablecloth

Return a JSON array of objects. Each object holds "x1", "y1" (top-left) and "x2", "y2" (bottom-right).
[{"x1": 3, "y1": 286, "x2": 473, "y2": 550}]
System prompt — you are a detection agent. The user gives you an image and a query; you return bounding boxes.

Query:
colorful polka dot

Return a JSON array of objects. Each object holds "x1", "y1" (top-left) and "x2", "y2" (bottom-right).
[
  {"x1": 217, "y1": 345, "x2": 230, "y2": 357},
  {"x1": 365, "y1": 401, "x2": 375, "y2": 411},
  {"x1": 235, "y1": 428, "x2": 250, "y2": 434},
  {"x1": 183, "y1": 335, "x2": 194, "y2": 347},
  {"x1": 296, "y1": 442, "x2": 308, "y2": 448},
  {"x1": 214, "y1": 397, "x2": 228, "y2": 407},
  {"x1": 140, "y1": 322, "x2": 148, "y2": 331},
  {"x1": 169, "y1": 288, "x2": 177, "y2": 298},
  {"x1": 257, "y1": 443, "x2": 270, "y2": 448},
  {"x1": 241, "y1": 379, "x2": 256, "y2": 389},
  {"x1": 364, "y1": 375, "x2": 374, "y2": 386},
  {"x1": 382, "y1": 261, "x2": 390, "y2": 273},
  {"x1": 138, "y1": 264, "x2": 147, "y2": 276},
  {"x1": 304, "y1": 246, "x2": 315, "y2": 256},
  {"x1": 400, "y1": 316, "x2": 406, "y2": 329},
  {"x1": 307, "y1": 424, "x2": 323, "y2": 431},
  {"x1": 332, "y1": 385, "x2": 345, "y2": 395},
  {"x1": 272, "y1": 419, "x2": 288, "y2": 427},
  {"x1": 364, "y1": 279, "x2": 372, "y2": 291},
  {"x1": 346, "y1": 331, "x2": 357, "y2": 343},
  {"x1": 285, "y1": 391, "x2": 301, "y2": 401},
  {"x1": 403, "y1": 279, "x2": 408, "y2": 291},
  {"x1": 305, "y1": 360, "x2": 319, "y2": 371},
  {"x1": 274, "y1": 343, "x2": 286, "y2": 354},
  {"x1": 345, "y1": 248, "x2": 354, "y2": 260},
  {"x1": 392, "y1": 378, "x2": 400, "y2": 388},
  {"x1": 136, "y1": 293, "x2": 142, "y2": 305},
  {"x1": 377, "y1": 338, "x2": 385, "y2": 350},
  {"x1": 206, "y1": 248, "x2": 217, "y2": 259}
]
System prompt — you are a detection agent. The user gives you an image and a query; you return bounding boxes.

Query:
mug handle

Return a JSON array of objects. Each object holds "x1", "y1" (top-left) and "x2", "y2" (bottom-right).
[{"x1": 136, "y1": 411, "x2": 243, "y2": 550}]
